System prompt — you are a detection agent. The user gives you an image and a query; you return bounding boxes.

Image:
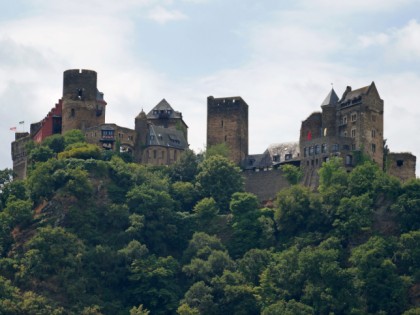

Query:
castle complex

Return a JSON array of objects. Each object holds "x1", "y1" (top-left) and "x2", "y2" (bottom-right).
[
  {"x1": 207, "y1": 82, "x2": 416, "y2": 199},
  {"x1": 11, "y1": 69, "x2": 188, "y2": 179},
  {"x1": 11, "y1": 69, "x2": 416, "y2": 201}
]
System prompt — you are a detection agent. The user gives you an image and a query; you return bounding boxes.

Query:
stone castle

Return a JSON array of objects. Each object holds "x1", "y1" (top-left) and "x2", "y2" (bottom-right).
[
  {"x1": 11, "y1": 69, "x2": 416, "y2": 201},
  {"x1": 11, "y1": 69, "x2": 189, "y2": 179},
  {"x1": 206, "y1": 82, "x2": 416, "y2": 200}
]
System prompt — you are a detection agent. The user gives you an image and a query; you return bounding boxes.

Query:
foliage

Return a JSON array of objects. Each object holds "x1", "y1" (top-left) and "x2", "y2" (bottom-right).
[
  {"x1": 196, "y1": 155, "x2": 244, "y2": 212},
  {"x1": 63, "y1": 129, "x2": 86, "y2": 147},
  {"x1": 205, "y1": 143, "x2": 230, "y2": 159},
  {"x1": 58, "y1": 143, "x2": 101, "y2": 160},
  {"x1": 281, "y1": 164, "x2": 303, "y2": 185},
  {"x1": 0, "y1": 156, "x2": 419, "y2": 314},
  {"x1": 170, "y1": 149, "x2": 199, "y2": 183}
]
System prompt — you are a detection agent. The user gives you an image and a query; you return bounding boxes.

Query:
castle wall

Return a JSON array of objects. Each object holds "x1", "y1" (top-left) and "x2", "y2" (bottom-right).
[
  {"x1": 387, "y1": 153, "x2": 416, "y2": 182},
  {"x1": 207, "y1": 96, "x2": 248, "y2": 165},
  {"x1": 11, "y1": 133, "x2": 31, "y2": 179},
  {"x1": 300, "y1": 112, "x2": 322, "y2": 142},
  {"x1": 243, "y1": 169, "x2": 290, "y2": 202},
  {"x1": 143, "y1": 146, "x2": 183, "y2": 166},
  {"x1": 32, "y1": 101, "x2": 62, "y2": 143}
]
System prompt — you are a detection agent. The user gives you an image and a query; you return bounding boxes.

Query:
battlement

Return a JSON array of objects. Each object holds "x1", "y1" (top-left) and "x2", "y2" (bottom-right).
[
  {"x1": 63, "y1": 69, "x2": 98, "y2": 100},
  {"x1": 207, "y1": 96, "x2": 248, "y2": 111}
]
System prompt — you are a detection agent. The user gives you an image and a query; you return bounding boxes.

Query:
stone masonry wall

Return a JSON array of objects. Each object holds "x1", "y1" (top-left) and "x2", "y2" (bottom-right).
[
  {"x1": 387, "y1": 153, "x2": 416, "y2": 182},
  {"x1": 243, "y1": 169, "x2": 290, "y2": 202},
  {"x1": 207, "y1": 96, "x2": 248, "y2": 165}
]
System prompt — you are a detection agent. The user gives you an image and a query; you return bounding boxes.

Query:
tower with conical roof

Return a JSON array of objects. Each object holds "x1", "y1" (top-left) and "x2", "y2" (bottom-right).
[{"x1": 321, "y1": 88, "x2": 339, "y2": 137}]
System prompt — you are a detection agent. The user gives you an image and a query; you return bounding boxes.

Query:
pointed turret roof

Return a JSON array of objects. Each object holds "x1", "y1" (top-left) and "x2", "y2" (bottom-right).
[
  {"x1": 135, "y1": 109, "x2": 147, "y2": 120},
  {"x1": 146, "y1": 99, "x2": 183, "y2": 120},
  {"x1": 321, "y1": 88, "x2": 339, "y2": 106}
]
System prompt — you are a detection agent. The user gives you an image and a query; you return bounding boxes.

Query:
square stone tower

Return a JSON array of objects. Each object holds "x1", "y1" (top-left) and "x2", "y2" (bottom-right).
[{"x1": 207, "y1": 96, "x2": 248, "y2": 165}]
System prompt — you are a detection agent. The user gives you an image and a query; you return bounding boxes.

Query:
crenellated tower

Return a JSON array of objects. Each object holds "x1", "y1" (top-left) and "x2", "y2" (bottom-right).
[
  {"x1": 61, "y1": 69, "x2": 107, "y2": 133},
  {"x1": 207, "y1": 96, "x2": 248, "y2": 165}
]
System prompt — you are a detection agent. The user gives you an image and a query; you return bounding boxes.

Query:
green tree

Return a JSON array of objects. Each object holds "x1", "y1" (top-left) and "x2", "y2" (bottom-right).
[
  {"x1": 130, "y1": 304, "x2": 150, "y2": 315},
  {"x1": 193, "y1": 197, "x2": 219, "y2": 220},
  {"x1": 238, "y1": 248, "x2": 272, "y2": 285},
  {"x1": 274, "y1": 185, "x2": 325, "y2": 238},
  {"x1": 42, "y1": 134, "x2": 66, "y2": 153},
  {"x1": 29, "y1": 146, "x2": 55, "y2": 163},
  {"x1": 170, "y1": 149, "x2": 199, "y2": 183},
  {"x1": 179, "y1": 281, "x2": 216, "y2": 315},
  {"x1": 196, "y1": 155, "x2": 244, "y2": 212},
  {"x1": 318, "y1": 157, "x2": 348, "y2": 207},
  {"x1": 205, "y1": 143, "x2": 230, "y2": 159},
  {"x1": 228, "y1": 192, "x2": 262, "y2": 257},
  {"x1": 281, "y1": 164, "x2": 303, "y2": 185},
  {"x1": 349, "y1": 236, "x2": 409, "y2": 314},
  {"x1": 172, "y1": 181, "x2": 199, "y2": 212},
  {"x1": 58, "y1": 143, "x2": 101, "y2": 160},
  {"x1": 397, "y1": 230, "x2": 420, "y2": 280},
  {"x1": 126, "y1": 185, "x2": 180, "y2": 255},
  {"x1": 3, "y1": 198, "x2": 33, "y2": 227},
  {"x1": 129, "y1": 255, "x2": 181, "y2": 314},
  {"x1": 262, "y1": 299, "x2": 314, "y2": 315},
  {"x1": 392, "y1": 178, "x2": 420, "y2": 232},
  {"x1": 63, "y1": 129, "x2": 86, "y2": 147},
  {"x1": 332, "y1": 193, "x2": 373, "y2": 239}
]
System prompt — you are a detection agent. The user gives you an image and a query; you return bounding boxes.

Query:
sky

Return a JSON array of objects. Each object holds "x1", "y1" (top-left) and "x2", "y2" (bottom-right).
[{"x1": 1, "y1": 0, "x2": 420, "y2": 174}]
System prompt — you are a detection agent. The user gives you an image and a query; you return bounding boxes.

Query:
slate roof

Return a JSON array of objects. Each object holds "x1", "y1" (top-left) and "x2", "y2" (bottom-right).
[
  {"x1": 341, "y1": 85, "x2": 370, "y2": 102},
  {"x1": 242, "y1": 142, "x2": 300, "y2": 170},
  {"x1": 147, "y1": 99, "x2": 183, "y2": 120},
  {"x1": 147, "y1": 124, "x2": 188, "y2": 149},
  {"x1": 321, "y1": 88, "x2": 339, "y2": 106}
]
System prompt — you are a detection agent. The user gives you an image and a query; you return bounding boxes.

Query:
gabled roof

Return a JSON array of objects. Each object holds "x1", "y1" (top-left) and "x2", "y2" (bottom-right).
[
  {"x1": 341, "y1": 85, "x2": 370, "y2": 102},
  {"x1": 147, "y1": 99, "x2": 183, "y2": 120},
  {"x1": 321, "y1": 88, "x2": 339, "y2": 106}
]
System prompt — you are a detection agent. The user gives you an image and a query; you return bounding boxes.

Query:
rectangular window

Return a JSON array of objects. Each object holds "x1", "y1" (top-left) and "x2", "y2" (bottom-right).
[
  {"x1": 351, "y1": 129, "x2": 356, "y2": 138},
  {"x1": 309, "y1": 146, "x2": 314, "y2": 156},
  {"x1": 153, "y1": 150, "x2": 157, "y2": 159},
  {"x1": 371, "y1": 143, "x2": 376, "y2": 153},
  {"x1": 351, "y1": 113, "x2": 357, "y2": 122},
  {"x1": 321, "y1": 144, "x2": 327, "y2": 153},
  {"x1": 371, "y1": 129, "x2": 376, "y2": 138},
  {"x1": 342, "y1": 116, "x2": 347, "y2": 125}
]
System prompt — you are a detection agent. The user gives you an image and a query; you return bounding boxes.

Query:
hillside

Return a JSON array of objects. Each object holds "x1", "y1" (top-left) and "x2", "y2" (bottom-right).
[{"x1": 1, "y1": 131, "x2": 420, "y2": 314}]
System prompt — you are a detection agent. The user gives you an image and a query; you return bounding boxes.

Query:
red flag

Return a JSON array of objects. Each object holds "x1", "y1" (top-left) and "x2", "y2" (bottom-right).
[
  {"x1": 307, "y1": 131, "x2": 312, "y2": 140},
  {"x1": 10, "y1": 127, "x2": 17, "y2": 131}
]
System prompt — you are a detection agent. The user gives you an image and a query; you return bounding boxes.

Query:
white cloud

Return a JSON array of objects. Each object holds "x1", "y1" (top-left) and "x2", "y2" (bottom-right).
[
  {"x1": 147, "y1": 6, "x2": 187, "y2": 24},
  {"x1": 299, "y1": 0, "x2": 418, "y2": 12},
  {"x1": 356, "y1": 19, "x2": 420, "y2": 60}
]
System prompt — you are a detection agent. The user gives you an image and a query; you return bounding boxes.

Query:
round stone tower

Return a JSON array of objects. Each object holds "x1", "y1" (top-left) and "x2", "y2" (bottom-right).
[
  {"x1": 134, "y1": 110, "x2": 148, "y2": 162},
  {"x1": 61, "y1": 69, "x2": 106, "y2": 133}
]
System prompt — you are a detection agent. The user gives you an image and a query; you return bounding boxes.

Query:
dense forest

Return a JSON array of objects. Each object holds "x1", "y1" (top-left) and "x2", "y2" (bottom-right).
[{"x1": 0, "y1": 130, "x2": 419, "y2": 314}]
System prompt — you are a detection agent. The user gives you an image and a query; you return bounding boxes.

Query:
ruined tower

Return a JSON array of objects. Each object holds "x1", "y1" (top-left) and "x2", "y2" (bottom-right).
[
  {"x1": 61, "y1": 69, "x2": 106, "y2": 133},
  {"x1": 207, "y1": 96, "x2": 248, "y2": 165}
]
